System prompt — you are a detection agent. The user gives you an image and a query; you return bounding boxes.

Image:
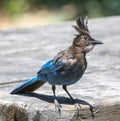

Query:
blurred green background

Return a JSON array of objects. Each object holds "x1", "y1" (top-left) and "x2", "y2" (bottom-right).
[{"x1": 0, "y1": 0, "x2": 120, "y2": 29}]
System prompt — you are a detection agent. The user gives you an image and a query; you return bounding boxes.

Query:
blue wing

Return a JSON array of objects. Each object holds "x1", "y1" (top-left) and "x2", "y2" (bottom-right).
[{"x1": 37, "y1": 59, "x2": 66, "y2": 74}]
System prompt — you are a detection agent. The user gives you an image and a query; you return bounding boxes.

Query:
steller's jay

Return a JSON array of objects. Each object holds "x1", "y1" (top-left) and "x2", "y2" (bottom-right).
[{"x1": 11, "y1": 17, "x2": 103, "y2": 117}]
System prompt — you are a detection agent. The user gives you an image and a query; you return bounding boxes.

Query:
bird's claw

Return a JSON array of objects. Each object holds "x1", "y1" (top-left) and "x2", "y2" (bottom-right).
[
  {"x1": 90, "y1": 105, "x2": 95, "y2": 119},
  {"x1": 74, "y1": 99, "x2": 99, "y2": 119},
  {"x1": 74, "y1": 103, "x2": 81, "y2": 110},
  {"x1": 54, "y1": 99, "x2": 62, "y2": 115},
  {"x1": 90, "y1": 104, "x2": 99, "y2": 119},
  {"x1": 74, "y1": 103, "x2": 81, "y2": 117}
]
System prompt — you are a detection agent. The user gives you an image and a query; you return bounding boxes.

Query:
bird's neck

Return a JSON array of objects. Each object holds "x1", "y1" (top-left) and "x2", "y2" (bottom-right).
[
  {"x1": 70, "y1": 44, "x2": 86, "y2": 56},
  {"x1": 68, "y1": 44, "x2": 87, "y2": 68}
]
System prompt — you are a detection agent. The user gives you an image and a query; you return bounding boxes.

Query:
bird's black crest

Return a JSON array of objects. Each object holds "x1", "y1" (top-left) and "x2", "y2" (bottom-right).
[{"x1": 72, "y1": 16, "x2": 90, "y2": 35}]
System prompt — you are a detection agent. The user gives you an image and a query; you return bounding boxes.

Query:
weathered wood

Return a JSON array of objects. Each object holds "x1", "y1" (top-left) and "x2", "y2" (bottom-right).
[{"x1": 0, "y1": 16, "x2": 120, "y2": 121}]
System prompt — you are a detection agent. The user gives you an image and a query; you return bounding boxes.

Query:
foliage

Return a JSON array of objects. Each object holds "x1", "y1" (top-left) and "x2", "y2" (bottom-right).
[{"x1": 0, "y1": 0, "x2": 120, "y2": 18}]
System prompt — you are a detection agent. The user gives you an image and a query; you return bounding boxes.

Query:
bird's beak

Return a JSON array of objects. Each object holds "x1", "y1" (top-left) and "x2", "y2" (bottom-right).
[{"x1": 91, "y1": 40, "x2": 103, "y2": 45}]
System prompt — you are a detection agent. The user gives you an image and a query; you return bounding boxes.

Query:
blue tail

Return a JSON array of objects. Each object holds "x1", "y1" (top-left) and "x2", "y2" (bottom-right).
[{"x1": 10, "y1": 75, "x2": 46, "y2": 94}]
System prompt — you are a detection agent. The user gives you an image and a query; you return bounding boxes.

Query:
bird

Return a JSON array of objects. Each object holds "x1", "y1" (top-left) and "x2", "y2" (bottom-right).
[{"x1": 11, "y1": 17, "x2": 103, "y2": 117}]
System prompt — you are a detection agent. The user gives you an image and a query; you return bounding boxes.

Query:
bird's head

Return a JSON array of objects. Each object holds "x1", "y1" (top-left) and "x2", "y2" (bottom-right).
[{"x1": 72, "y1": 17, "x2": 103, "y2": 53}]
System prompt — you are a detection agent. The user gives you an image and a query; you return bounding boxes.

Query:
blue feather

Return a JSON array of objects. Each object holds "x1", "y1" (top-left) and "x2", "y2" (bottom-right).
[
  {"x1": 10, "y1": 75, "x2": 46, "y2": 94},
  {"x1": 38, "y1": 60, "x2": 66, "y2": 74}
]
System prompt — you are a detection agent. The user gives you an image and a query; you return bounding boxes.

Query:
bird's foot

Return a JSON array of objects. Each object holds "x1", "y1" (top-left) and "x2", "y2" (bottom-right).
[
  {"x1": 74, "y1": 103, "x2": 81, "y2": 116},
  {"x1": 89, "y1": 104, "x2": 99, "y2": 119},
  {"x1": 54, "y1": 99, "x2": 62, "y2": 115},
  {"x1": 73, "y1": 99, "x2": 99, "y2": 119}
]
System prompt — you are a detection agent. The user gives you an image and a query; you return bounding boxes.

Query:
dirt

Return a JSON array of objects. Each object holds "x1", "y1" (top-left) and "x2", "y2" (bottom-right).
[{"x1": 71, "y1": 104, "x2": 120, "y2": 121}]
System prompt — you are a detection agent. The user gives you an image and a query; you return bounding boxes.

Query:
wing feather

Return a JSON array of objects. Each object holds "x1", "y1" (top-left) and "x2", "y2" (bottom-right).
[{"x1": 37, "y1": 59, "x2": 66, "y2": 74}]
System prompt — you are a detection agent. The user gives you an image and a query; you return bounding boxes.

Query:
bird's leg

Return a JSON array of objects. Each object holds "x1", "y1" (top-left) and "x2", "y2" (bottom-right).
[
  {"x1": 52, "y1": 85, "x2": 62, "y2": 115},
  {"x1": 62, "y1": 85, "x2": 75, "y2": 103},
  {"x1": 62, "y1": 85, "x2": 96, "y2": 118},
  {"x1": 63, "y1": 85, "x2": 81, "y2": 111},
  {"x1": 62, "y1": 85, "x2": 81, "y2": 115}
]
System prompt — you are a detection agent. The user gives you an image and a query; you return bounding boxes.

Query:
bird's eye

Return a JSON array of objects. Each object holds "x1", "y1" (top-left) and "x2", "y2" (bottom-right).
[{"x1": 84, "y1": 36, "x2": 88, "y2": 40}]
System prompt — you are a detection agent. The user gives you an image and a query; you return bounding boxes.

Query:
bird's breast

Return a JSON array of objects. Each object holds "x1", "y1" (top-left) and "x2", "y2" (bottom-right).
[{"x1": 47, "y1": 62, "x2": 86, "y2": 85}]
